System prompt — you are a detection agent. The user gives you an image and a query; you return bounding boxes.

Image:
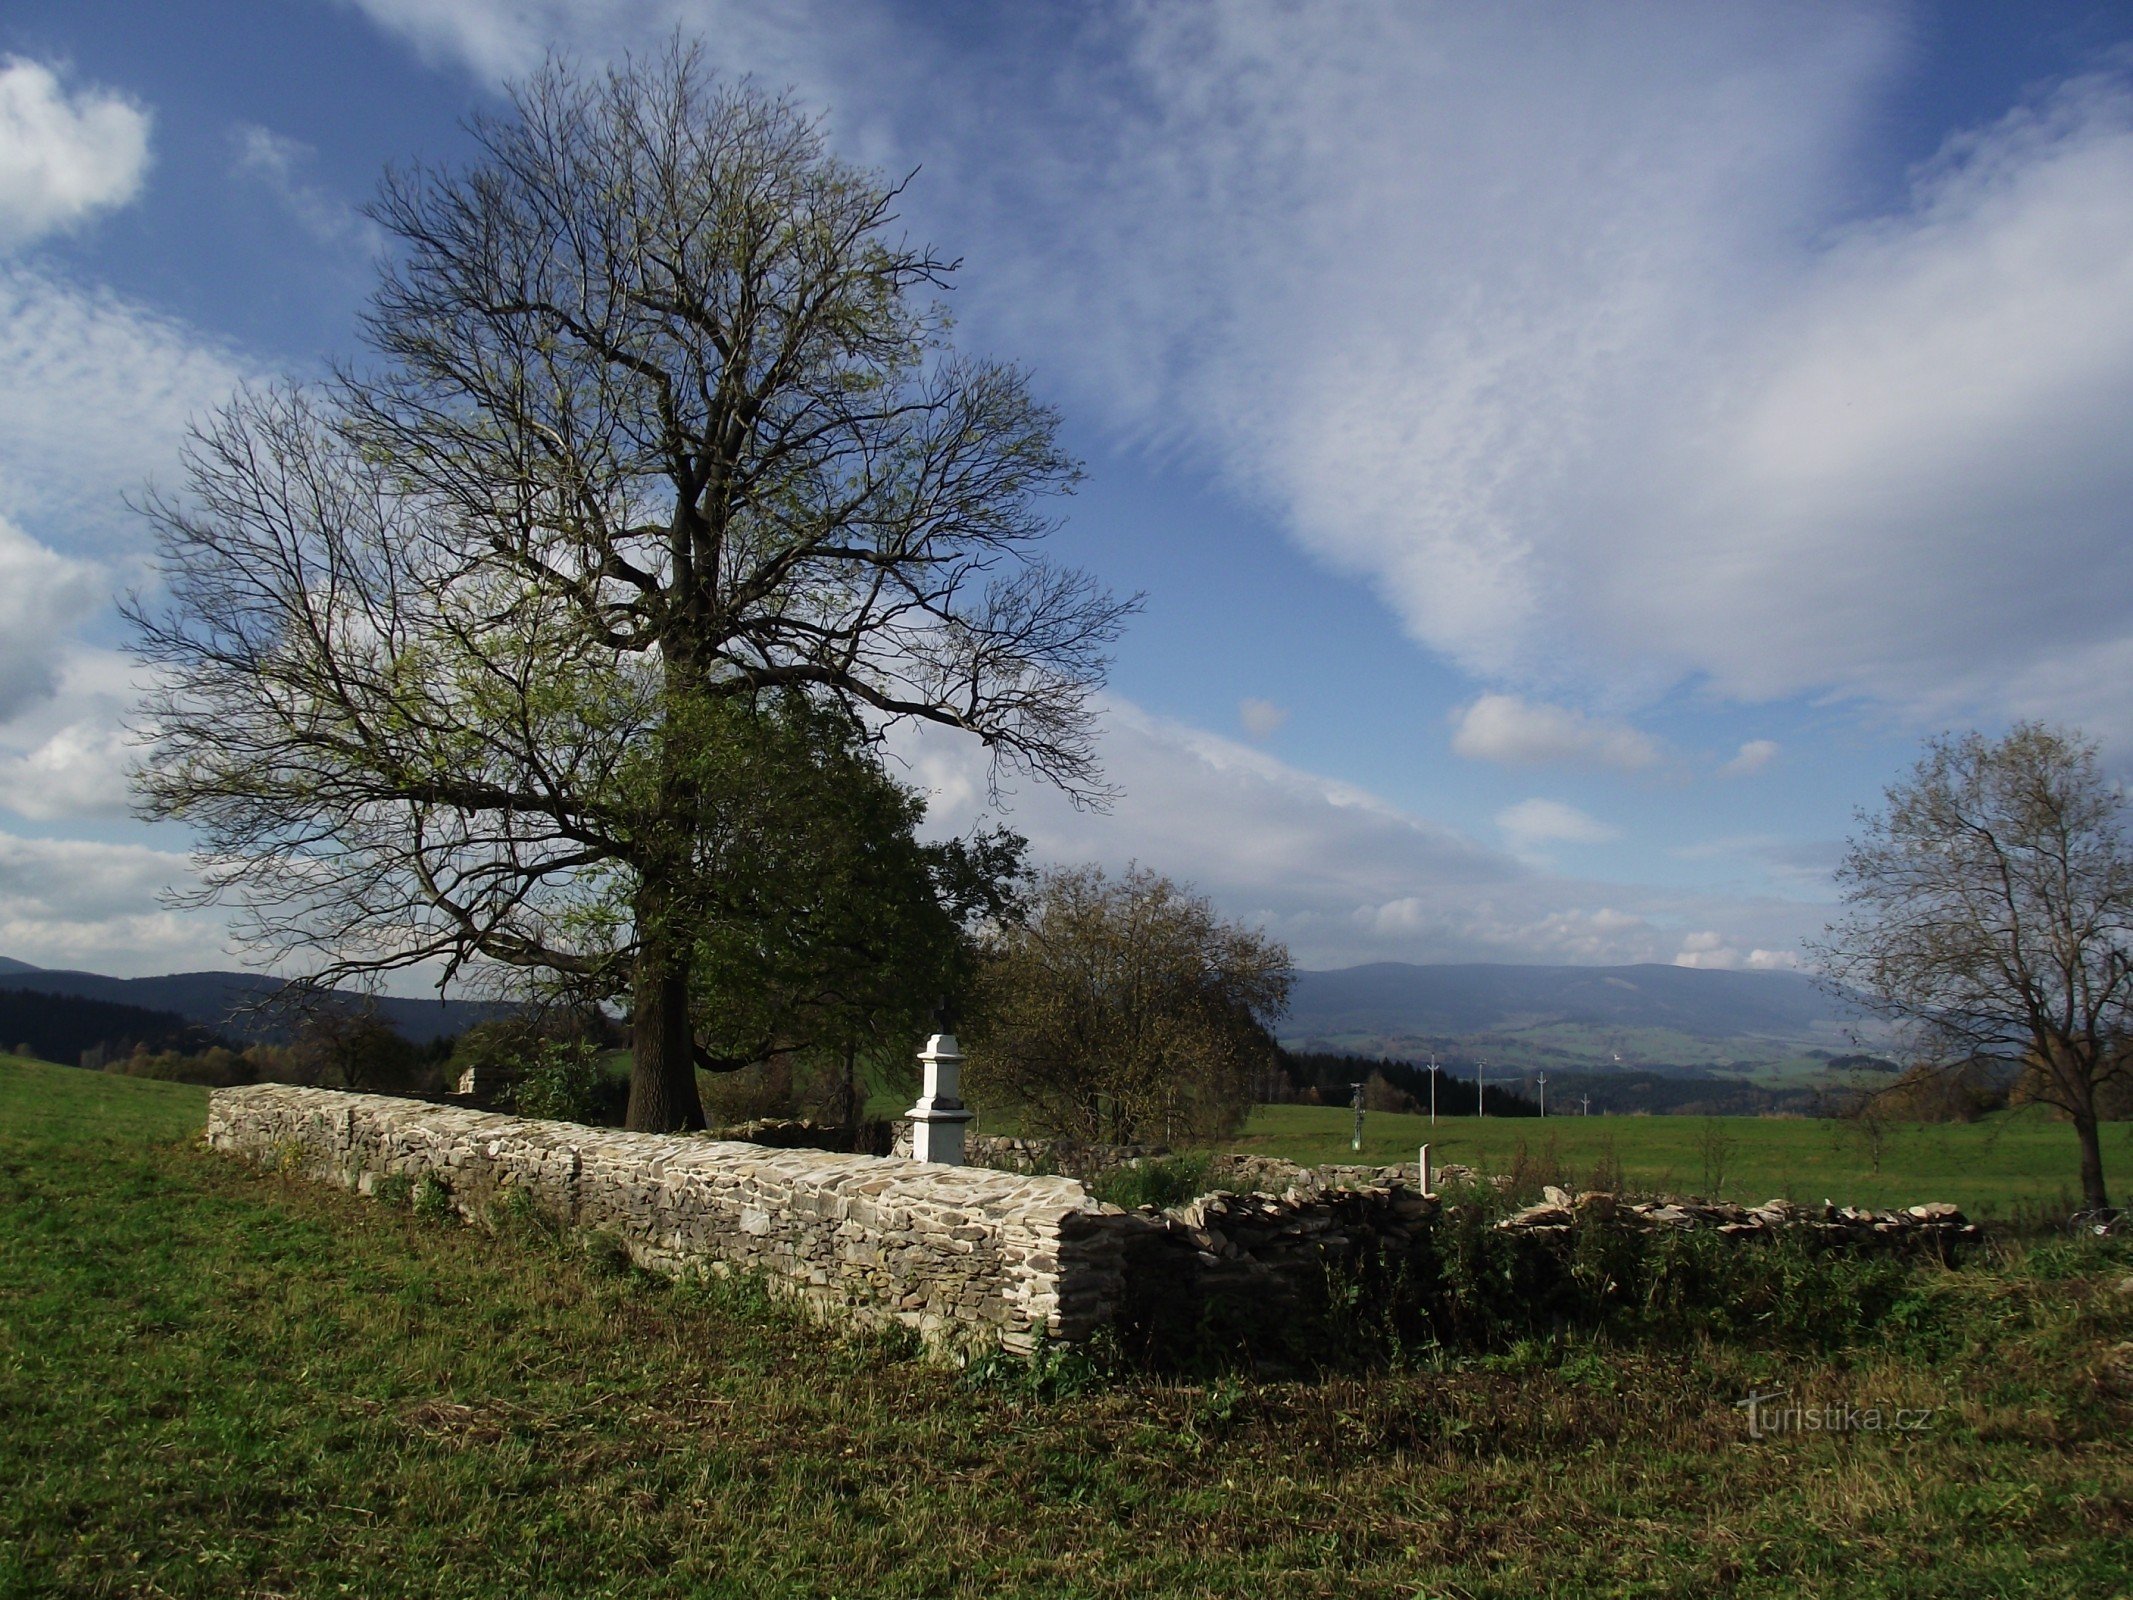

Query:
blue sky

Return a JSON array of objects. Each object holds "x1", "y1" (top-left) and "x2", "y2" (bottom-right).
[{"x1": 1, "y1": 0, "x2": 2131, "y2": 981}]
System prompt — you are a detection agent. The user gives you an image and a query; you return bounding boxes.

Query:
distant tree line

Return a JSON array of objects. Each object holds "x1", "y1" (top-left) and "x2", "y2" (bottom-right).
[{"x1": 0, "y1": 991, "x2": 216, "y2": 1067}]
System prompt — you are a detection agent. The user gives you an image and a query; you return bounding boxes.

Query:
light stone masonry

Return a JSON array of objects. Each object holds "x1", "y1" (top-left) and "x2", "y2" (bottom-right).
[{"x1": 205, "y1": 1084, "x2": 1127, "y2": 1353}]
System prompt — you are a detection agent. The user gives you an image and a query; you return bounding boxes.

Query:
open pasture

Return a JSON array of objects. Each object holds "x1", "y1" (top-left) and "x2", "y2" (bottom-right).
[
  {"x1": 5, "y1": 1060, "x2": 2131, "y2": 1598},
  {"x1": 1233, "y1": 1103, "x2": 2120, "y2": 1218}
]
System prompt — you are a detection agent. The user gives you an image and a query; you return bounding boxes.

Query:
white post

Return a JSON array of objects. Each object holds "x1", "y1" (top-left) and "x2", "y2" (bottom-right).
[
  {"x1": 907, "y1": 1033, "x2": 974, "y2": 1166},
  {"x1": 1419, "y1": 1142, "x2": 1432, "y2": 1196}
]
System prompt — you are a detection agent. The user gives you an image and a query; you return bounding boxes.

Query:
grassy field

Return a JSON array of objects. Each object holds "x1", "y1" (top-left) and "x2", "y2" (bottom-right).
[
  {"x1": 1232, "y1": 1103, "x2": 2126, "y2": 1219},
  {"x1": 6, "y1": 1058, "x2": 2133, "y2": 1598}
]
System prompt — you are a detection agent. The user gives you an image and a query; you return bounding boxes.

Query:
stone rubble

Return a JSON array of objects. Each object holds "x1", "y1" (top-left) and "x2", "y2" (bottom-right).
[{"x1": 1496, "y1": 1190, "x2": 1982, "y2": 1245}]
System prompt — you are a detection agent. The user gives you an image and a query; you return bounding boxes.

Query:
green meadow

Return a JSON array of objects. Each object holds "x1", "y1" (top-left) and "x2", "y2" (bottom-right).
[
  {"x1": 5, "y1": 1058, "x2": 2132, "y2": 1598},
  {"x1": 1232, "y1": 1103, "x2": 2121, "y2": 1219}
]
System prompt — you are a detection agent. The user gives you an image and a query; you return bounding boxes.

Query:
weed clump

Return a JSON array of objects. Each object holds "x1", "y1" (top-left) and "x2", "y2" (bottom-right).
[{"x1": 1089, "y1": 1154, "x2": 1215, "y2": 1211}]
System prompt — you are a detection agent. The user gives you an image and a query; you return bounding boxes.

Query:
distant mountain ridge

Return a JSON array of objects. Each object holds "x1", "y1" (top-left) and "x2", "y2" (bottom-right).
[
  {"x1": 1286, "y1": 961, "x2": 1852, "y2": 1043},
  {"x1": 0, "y1": 961, "x2": 514, "y2": 1046}
]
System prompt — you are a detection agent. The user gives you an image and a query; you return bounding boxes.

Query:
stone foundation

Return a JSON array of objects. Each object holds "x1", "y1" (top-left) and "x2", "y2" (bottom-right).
[{"x1": 206, "y1": 1084, "x2": 1124, "y2": 1353}]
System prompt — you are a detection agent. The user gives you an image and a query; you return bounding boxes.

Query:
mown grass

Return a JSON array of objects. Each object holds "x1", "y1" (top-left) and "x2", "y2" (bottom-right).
[
  {"x1": 1234, "y1": 1102, "x2": 2122, "y2": 1217},
  {"x1": 4, "y1": 1059, "x2": 2132, "y2": 1598}
]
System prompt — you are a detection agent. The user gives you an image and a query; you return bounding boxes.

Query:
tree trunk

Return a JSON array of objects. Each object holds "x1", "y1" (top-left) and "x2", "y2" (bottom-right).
[
  {"x1": 2074, "y1": 1109, "x2": 2111, "y2": 1212},
  {"x1": 626, "y1": 881, "x2": 706, "y2": 1133}
]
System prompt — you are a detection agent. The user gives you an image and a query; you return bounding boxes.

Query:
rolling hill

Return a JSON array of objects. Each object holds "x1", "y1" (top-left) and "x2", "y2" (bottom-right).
[
  {"x1": 1281, "y1": 961, "x2": 1880, "y2": 1082},
  {"x1": 0, "y1": 962, "x2": 514, "y2": 1047}
]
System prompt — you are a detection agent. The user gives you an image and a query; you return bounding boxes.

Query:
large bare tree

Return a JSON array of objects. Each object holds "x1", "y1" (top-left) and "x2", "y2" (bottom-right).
[
  {"x1": 1813, "y1": 724, "x2": 2133, "y2": 1210},
  {"x1": 128, "y1": 48, "x2": 1134, "y2": 1132}
]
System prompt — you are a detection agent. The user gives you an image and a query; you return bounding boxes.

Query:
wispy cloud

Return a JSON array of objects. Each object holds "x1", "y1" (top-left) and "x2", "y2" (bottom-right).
[
  {"x1": 1238, "y1": 697, "x2": 1288, "y2": 740},
  {"x1": 0, "y1": 831, "x2": 229, "y2": 974},
  {"x1": 0, "y1": 56, "x2": 151, "y2": 251},
  {"x1": 0, "y1": 263, "x2": 253, "y2": 548},
  {"x1": 894, "y1": 696, "x2": 1817, "y2": 969},
  {"x1": 1719, "y1": 738, "x2": 1780, "y2": 777},
  {"x1": 1495, "y1": 797, "x2": 1621, "y2": 858},
  {"x1": 230, "y1": 124, "x2": 385, "y2": 255},
  {"x1": 1451, "y1": 693, "x2": 1661, "y2": 772}
]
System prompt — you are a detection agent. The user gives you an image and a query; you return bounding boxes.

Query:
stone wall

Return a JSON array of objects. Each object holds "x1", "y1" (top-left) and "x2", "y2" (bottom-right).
[
  {"x1": 890, "y1": 1125, "x2": 1476, "y2": 1197},
  {"x1": 210, "y1": 1087, "x2": 1983, "y2": 1360},
  {"x1": 206, "y1": 1084, "x2": 1125, "y2": 1353}
]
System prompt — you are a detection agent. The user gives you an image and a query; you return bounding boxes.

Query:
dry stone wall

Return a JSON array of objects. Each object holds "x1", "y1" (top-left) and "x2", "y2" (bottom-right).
[
  {"x1": 206, "y1": 1084, "x2": 1125, "y2": 1353},
  {"x1": 210, "y1": 1087, "x2": 1984, "y2": 1360},
  {"x1": 891, "y1": 1125, "x2": 1476, "y2": 1197}
]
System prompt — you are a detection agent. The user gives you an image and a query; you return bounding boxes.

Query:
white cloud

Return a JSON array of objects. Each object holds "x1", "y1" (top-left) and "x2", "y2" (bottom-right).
[
  {"x1": 230, "y1": 125, "x2": 385, "y2": 255},
  {"x1": 1495, "y1": 797, "x2": 1620, "y2": 855},
  {"x1": 1451, "y1": 693, "x2": 1661, "y2": 771},
  {"x1": 0, "y1": 57, "x2": 151, "y2": 251},
  {"x1": 0, "y1": 264, "x2": 253, "y2": 546},
  {"x1": 0, "y1": 831, "x2": 230, "y2": 974},
  {"x1": 0, "y1": 644, "x2": 147, "y2": 820},
  {"x1": 901, "y1": 10, "x2": 2133, "y2": 750},
  {"x1": 1719, "y1": 738, "x2": 1780, "y2": 777},
  {"x1": 894, "y1": 695, "x2": 1814, "y2": 968},
  {"x1": 338, "y1": 6, "x2": 2133, "y2": 754},
  {"x1": 1673, "y1": 930, "x2": 1802, "y2": 972},
  {"x1": 1238, "y1": 697, "x2": 1288, "y2": 739},
  {"x1": 0, "y1": 517, "x2": 104, "y2": 721}
]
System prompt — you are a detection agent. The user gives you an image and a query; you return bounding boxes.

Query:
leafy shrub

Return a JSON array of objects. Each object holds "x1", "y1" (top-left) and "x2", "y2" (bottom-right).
[
  {"x1": 962, "y1": 1334, "x2": 1112, "y2": 1403},
  {"x1": 371, "y1": 1172, "x2": 414, "y2": 1209},
  {"x1": 509, "y1": 1040, "x2": 611, "y2": 1124},
  {"x1": 411, "y1": 1174, "x2": 454, "y2": 1222}
]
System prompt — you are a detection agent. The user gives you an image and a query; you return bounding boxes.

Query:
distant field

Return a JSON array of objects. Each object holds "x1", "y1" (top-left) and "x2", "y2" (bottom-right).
[{"x1": 1232, "y1": 1103, "x2": 2124, "y2": 1218}]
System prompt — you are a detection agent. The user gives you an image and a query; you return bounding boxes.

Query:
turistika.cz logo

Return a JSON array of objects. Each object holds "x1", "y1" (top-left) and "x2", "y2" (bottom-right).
[{"x1": 1734, "y1": 1389, "x2": 1938, "y2": 1440}]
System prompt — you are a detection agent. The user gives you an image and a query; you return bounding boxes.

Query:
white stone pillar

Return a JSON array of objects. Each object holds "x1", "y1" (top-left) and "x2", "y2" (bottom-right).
[{"x1": 907, "y1": 1033, "x2": 975, "y2": 1166}]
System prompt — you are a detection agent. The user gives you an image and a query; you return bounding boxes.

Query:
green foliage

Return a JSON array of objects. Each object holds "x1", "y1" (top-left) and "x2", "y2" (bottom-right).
[
  {"x1": 1087, "y1": 1154, "x2": 1215, "y2": 1211},
  {"x1": 967, "y1": 863, "x2": 1290, "y2": 1145},
  {"x1": 507, "y1": 1038, "x2": 611, "y2": 1124},
  {"x1": 961, "y1": 1336, "x2": 1113, "y2": 1404},
  {"x1": 664, "y1": 695, "x2": 1023, "y2": 1075},
  {"x1": 410, "y1": 1173, "x2": 454, "y2": 1223},
  {"x1": 370, "y1": 1172, "x2": 414, "y2": 1209}
]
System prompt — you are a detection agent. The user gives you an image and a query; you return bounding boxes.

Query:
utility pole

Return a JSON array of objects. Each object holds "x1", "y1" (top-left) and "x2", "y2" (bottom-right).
[
  {"x1": 1536, "y1": 1070, "x2": 1548, "y2": 1119},
  {"x1": 1476, "y1": 1059, "x2": 1487, "y2": 1118},
  {"x1": 1350, "y1": 1080, "x2": 1366, "y2": 1152},
  {"x1": 1581, "y1": 1093, "x2": 1591, "y2": 1116},
  {"x1": 1426, "y1": 1054, "x2": 1440, "y2": 1126}
]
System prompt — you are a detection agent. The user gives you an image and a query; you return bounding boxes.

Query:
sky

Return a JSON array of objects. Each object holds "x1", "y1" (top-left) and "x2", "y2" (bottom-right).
[{"x1": 1, "y1": 0, "x2": 2131, "y2": 983}]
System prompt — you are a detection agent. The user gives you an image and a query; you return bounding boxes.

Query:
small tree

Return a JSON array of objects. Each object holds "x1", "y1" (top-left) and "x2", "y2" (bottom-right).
[
  {"x1": 965, "y1": 864, "x2": 1291, "y2": 1146},
  {"x1": 289, "y1": 1002, "x2": 420, "y2": 1093},
  {"x1": 1813, "y1": 724, "x2": 2133, "y2": 1210}
]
